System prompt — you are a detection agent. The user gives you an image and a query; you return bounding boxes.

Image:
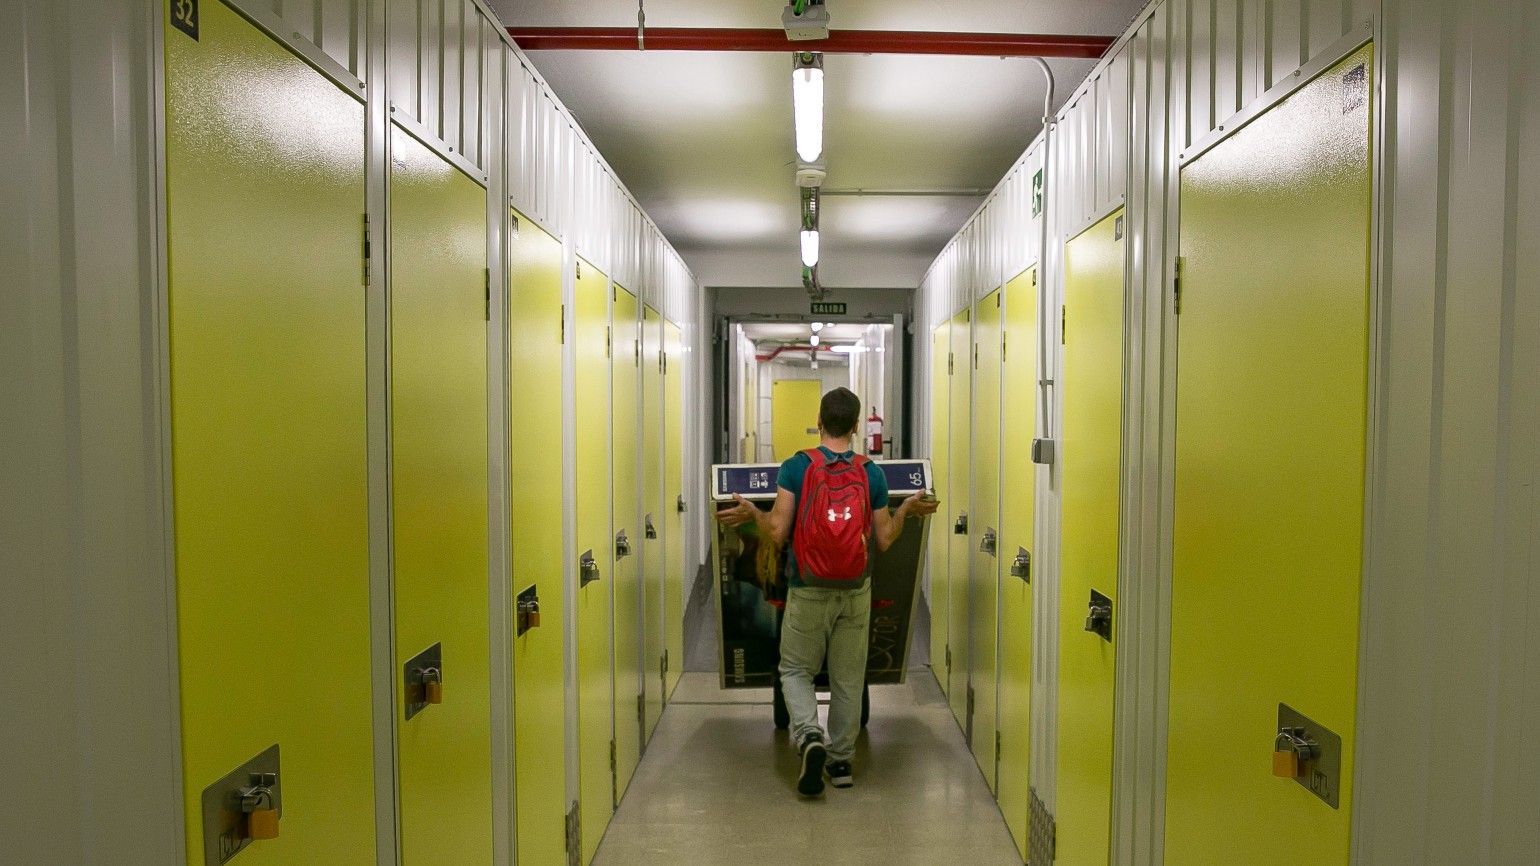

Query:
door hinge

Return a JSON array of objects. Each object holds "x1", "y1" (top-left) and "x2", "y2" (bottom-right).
[
  {"x1": 1061, "y1": 305, "x2": 1067, "y2": 345},
  {"x1": 945, "y1": 644, "x2": 952, "y2": 670},
  {"x1": 662, "y1": 650, "x2": 669, "y2": 677},
  {"x1": 637, "y1": 692, "x2": 645, "y2": 726},
  {"x1": 484, "y1": 267, "x2": 491, "y2": 321},
  {"x1": 564, "y1": 802, "x2": 580, "y2": 861},
  {"x1": 1174, "y1": 255, "x2": 1186, "y2": 314},
  {"x1": 609, "y1": 739, "x2": 619, "y2": 806},
  {"x1": 576, "y1": 260, "x2": 583, "y2": 280},
  {"x1": 948, "y1": 352, "x2": 954, "y2": 375},
  {"x1": 606, "y1": 326, "x2": 612, "y2": 358},
  {"x1": 635, "y1": 337, "x2": 641, "y2": 367},
  {"x1": 973, "y1": 342, "x2": 979, "y2": 369},
  {"x1": 560, "y1": 304, "x2": 566, "y2": 344},
  {"x1": 996, "y1": 729, "x2": 1003, "y2": 758},
  {"x1": 1002, "y1": 332, "x2": 1007, "y2": 362},
  {"x1": 361, "y1": 213, "x2": 371, "y2": 286}
]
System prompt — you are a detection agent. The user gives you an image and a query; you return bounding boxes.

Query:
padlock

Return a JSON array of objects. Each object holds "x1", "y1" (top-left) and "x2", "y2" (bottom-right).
[
  {"x1": 1272, "y1": 747, "x2": 1300, "y2": 779},
  {"x1": 246, "y1": 806, "x2": 280, "y2": 840},
  {"x1": 422, "y1": 667, "x2": 443, "y2": 704},
  {"x1": 526, "y1": 608, "x2": 540, "y2": 629}
]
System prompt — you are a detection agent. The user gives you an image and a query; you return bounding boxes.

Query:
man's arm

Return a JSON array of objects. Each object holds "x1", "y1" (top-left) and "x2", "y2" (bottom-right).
[
  {"x1": 872, "y1": 495, "x2": 941, "y2": 551},
  {"x1": 715, "y1": 488, "x2": 796, "y2": 546}
]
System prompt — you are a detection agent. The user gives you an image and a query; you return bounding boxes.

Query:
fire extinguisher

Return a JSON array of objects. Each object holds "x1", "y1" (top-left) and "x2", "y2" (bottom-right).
[{"x1": 867, "y1": 411, "x2": 884, "y2": 456}]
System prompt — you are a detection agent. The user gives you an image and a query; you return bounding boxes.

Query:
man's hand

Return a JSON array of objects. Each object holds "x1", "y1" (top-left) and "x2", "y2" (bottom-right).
[
  {"x1": 714, "y1": 494, "x2": 763, "y2": 529},
  {"x1": 899, "y1": 494, "x2": 941, "y2": 520}
]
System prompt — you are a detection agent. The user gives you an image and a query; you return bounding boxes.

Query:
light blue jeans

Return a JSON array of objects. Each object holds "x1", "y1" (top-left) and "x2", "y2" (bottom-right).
[{"x1": 779, "y1": 582, "x2": 871, "y2": 762}]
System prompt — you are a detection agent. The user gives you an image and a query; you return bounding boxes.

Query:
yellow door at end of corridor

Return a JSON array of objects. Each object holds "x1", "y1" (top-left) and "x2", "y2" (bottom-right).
[
  {"x1": 927, "y1": 321, "x2": 952, "y2": 695},
  {"x1": 663, "y1": 321, "x2": 687, "y2": 700},
  {"x1": 611, "y1": 286, "x2": 643, "y2": 800},
  {"x1": 1165, "y1": 46, "x2": 1373, "y2": 866},
  {"x1": 946, "y1": 309, "x2": 974, "y2": 729},
  {"x1": 574, "y1": 258, "x2": 614, "y2": 865},
  {"x1": 1056, "y1": 207, "x2": 1126, "y2": 866},
  {"x1": 970, "y1": 290, "x2": 1003, "y2": 790},
  {"x1": 771, "y1": 378, "x2": 823, "y2": 460},
  {"x1": 389, "y1": 125, "x2": 492, "y2": 864},
  {"x1": 997, "y1": 267, "x2": 1040, "y2": 856},
  {"x1": 164, "y1": 2, "x2": 375, "y2": 859},
  {"x1": 508, "y1": 211, "x2": 566, "y2": 865},
  {"x1": 641, "y1": 305, "x2": 665, "y2": 740}
]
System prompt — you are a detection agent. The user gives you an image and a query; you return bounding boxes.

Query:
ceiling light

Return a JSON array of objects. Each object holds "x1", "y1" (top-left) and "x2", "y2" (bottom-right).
[
  {"x1": 830, "y1": 344, "x2": 859, "y2": 354},
  {"x1": 810, "y1": 322, "x2": 824, "y2": 333},
  {"x1": 800, "y1": 229, "x2": 820, "y2": 268},
  {"x1": 792, "y1": 54, "x2": 824, "y2": 163},
  {"x1": 810, "y1": 334, "x2": 821, "y2": 346}
]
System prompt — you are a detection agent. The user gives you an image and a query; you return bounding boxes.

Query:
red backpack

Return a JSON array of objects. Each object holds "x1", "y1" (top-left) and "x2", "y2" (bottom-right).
[{"x1": 792, "y1": 449, "x2": 874, "y2": 587}]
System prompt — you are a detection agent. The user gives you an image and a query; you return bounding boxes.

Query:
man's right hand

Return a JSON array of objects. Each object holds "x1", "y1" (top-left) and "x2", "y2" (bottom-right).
[{"x1": 714, "y1": 494, "x2": 762, "y2": 529}]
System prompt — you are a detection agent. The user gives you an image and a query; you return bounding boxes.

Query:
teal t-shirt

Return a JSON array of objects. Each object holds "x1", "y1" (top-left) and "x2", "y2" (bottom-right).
[{"x1": 777, "y1": 447, "x2": 889, "y2": 587}]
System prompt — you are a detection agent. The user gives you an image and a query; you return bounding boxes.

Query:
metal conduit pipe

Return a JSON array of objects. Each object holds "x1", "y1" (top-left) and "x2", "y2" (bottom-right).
[
  {"x1": 508, "y1": 27, "x2": 1115, "y2": 59},
  {"x1": 1027, "y1": 55, "x2": 1057, "y2": 445}
]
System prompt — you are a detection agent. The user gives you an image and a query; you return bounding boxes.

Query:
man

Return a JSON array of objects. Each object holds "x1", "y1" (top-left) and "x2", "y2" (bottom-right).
[{"x1": 716, "y1": 387, "x2": 939, "y2": 797}]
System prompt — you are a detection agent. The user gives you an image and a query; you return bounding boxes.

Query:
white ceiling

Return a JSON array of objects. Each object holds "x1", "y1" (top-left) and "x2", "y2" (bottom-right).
[{"x1": 488, "y1": 1, "x2": 1144, "y2": 288}]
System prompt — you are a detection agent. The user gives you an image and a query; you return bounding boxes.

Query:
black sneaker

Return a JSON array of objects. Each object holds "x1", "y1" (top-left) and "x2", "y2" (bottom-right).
[
  {"x1": 826, "y1": 760, "x2": 853, "y2": 788},
  {"x1": 797, "y1": 734, "x2": 827, "y2": 797}
]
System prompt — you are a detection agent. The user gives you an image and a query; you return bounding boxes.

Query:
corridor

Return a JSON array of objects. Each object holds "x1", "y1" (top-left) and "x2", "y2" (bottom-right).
[
  {"x1": 9, "y1": 0, "x2": 1536, "y2": 864},
  {"x1": 594, "y1": 672, "x2": 1021, "y2": 865}
]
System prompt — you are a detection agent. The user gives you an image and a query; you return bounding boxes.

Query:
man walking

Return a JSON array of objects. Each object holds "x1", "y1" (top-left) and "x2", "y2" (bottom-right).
[{"x1": 716, "y1": 387, "x2": 939, "y2": 796}]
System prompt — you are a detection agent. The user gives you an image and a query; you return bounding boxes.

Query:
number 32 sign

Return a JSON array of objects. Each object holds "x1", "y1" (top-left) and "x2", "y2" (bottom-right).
[{"x1": 172, "y1": 0, "x2": 200, "y2": 41}]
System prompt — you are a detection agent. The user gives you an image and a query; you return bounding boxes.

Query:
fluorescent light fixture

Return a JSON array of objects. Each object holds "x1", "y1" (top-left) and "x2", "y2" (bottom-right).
[
  {"x1": 810, "y1": 334, "x2": 821, "y2": 346},
  {"x1": 800, "y1": 229, "x2": 820, "y2": 267},
  {"x1": 793, "y1": 64, "x2": 824, "y2": 163}
]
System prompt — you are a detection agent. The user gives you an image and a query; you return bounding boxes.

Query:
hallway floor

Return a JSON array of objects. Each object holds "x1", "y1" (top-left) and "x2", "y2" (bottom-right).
[{"x1": 593, "y1": 670, "x2": 1024, "y2": 864}]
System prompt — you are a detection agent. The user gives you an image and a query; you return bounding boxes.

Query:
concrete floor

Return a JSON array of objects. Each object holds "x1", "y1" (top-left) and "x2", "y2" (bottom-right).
[{"x1": 593, "y1": 670, "x2": 1025, "y2": 865}]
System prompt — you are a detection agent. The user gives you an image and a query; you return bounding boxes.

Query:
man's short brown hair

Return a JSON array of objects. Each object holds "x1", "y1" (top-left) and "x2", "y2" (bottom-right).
[{"x1": 818, "y1": 387, "x2": 862, "y2": 439}]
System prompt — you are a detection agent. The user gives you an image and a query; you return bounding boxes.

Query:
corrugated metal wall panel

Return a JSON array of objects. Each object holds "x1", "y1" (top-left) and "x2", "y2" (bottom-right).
[
  {"x1": 239, "y1": 0, "x2": 364, "y2": 79},
  {"x1": 385, "y1": 0, "x2": 494, "y2": 170}
]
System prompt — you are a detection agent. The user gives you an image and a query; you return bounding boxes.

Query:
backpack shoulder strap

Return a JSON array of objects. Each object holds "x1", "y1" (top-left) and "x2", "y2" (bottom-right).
[{"x1": 803, "y1": 447, "x2": 827, "y2": 467}]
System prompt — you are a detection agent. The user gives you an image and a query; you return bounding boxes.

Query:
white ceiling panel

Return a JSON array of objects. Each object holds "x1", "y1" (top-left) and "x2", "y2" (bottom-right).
[{"x1": 489, "y1": 1, "x2": 1144, "y2": 287}]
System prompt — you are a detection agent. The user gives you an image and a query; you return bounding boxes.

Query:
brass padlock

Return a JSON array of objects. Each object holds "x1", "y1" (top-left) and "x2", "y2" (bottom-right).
[
  {"x1": 422, "y1": 667, "x2": 443, "y2": 705},
  {"x1": 240, "y1": 781, "x2": 280, "y2": 840},
  {"x1": 247, "y1": 806, "x2": 280, "y2": 840},
  {"x1": 526, "y1": 608, "x2": 540, "y2": 629},
  {"x1": 1273, "y1": 726, "x2": 1315, "y2": 779},
  {"x1": 1272, "y1": 747, "x2": 1300, "y2": 779}
]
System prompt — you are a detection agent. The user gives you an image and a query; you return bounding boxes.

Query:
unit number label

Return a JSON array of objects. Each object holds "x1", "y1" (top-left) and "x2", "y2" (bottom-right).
[{"x1": 171, "y1": 0, "x2": 200, "y2": 41}]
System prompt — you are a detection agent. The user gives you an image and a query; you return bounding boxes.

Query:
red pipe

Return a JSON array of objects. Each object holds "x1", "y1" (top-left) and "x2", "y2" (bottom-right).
[
  {"x1": 755, "y1": 345, "x2": 821, "y2": 362},
  {"x1": 508, "y1": 27, "x2": 1114, "y2": 59}
]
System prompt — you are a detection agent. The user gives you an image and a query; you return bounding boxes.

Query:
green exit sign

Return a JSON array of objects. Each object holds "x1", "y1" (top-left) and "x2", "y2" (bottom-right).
[{"x1": 810, "y1": 302, "x2": 846, "y2": 315}]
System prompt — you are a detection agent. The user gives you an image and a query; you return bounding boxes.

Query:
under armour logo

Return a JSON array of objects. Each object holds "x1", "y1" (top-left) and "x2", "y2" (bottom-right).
[{"x1": 827, "y1": 507, "x2": 852, "y2": 522}]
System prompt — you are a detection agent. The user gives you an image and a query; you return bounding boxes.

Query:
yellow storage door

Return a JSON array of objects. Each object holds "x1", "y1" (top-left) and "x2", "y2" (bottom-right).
[
  {"x1": 611, "y1": 286, "x2": 643, "y2": 799},
  {"x1": 771, "y1": 379, "x2": 823, "y2": 460},
  {"x1": 927, "y1": 322, "x2": 952, "y2": 695},
  {"x1": 971, "y1": 290, "x2": 1003, "y2": 788},
  {"x1": 389, "y1": 125, "x2": 492, "y2": 865},
  {"x1": 1165, "y1": 47, "x2": 1373, "y2": 865},
  {"x1": 997, "y1": 267, "x2": 1039, "y2": 855},
  {"x1": 641, "y1": 305, "x2": 665, "y2": 740},
  {"x1": 574, "y1": 259, "x2": 613, "y2": 864},
  {"x1": 164, "y1": 3, "x2": 375, "y2": 860},
  {"x1": 1056, "y1": 207, "x2": 1125, "y2": 866},
  {"x1": 663, "y1": 321, "x2": 686, "y2": 700},
  {"x1": 508, "y1": 212, "x2": 566, "y2": 865},
  {"x1": 946, "y1": 309, "x2": 973, "y2": 728}
]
